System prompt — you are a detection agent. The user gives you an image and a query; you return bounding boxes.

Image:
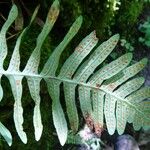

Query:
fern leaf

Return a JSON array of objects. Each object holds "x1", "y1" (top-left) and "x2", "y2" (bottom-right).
[
  {"x1": 88, "y1": 53, "x2": 132, "y2": 85},
  {"x1": 1, "y1": 4, "x2": 28, "y2": 144},
  {"x1": 8, "y1": 5, "x2": 40, "y2": 72},
  {"x1": 47, "y1": 79, "x2": 68, "y2": 146},
  {"x1": 126, "y1": 87, "x2": 150, "y2": 125},
  {"x1": 0, "y1": 2, "x2": 150, "y2": 147},
  {"x1": 126, "y1": 87, "x2": 150, "y2": 103},
  {"x1": 0, "y1": 82, "x2": 2, "y2": 102},
  {"x1": 5, "y1": 5, "x2": 40, "y2": 143},
  {"x1": 104, "y1": 94, "x2": 117, "y2": 134},
  {"x1": 8, "y1": 75, "x2": 27, "y2": 143},
  {"x1": 0, "y1": 122, "x2": 12, "y2": 146},
  {"x1": 6, "y1": 6, "x2": 40, "y2": 141},
  {"x1": 41, "y1": 13, "x2": 83, "y2": 144},
  {"x1": 92, "y1": 90, "x2": 105, "y2": 135},
  {"x1": 59, "y1": 31, "x2": 98, "y2": 78},
  {"x1": 73, "y1": 35, "x2": 120, "y2": 130},
  {"x1": 24, "y1": 0, "x2": 59, "y2": 74},
  {"x1": 41, "y1": 15, "x2": 83, "y2": 76},
  {"x1": 27, "y1": 77, "x2": 42, "y2": 141},
  {"x1": 115, "y1": 100, "x2": 128, "y2": 135},
  {"x1": 22, "y1": 0, "x2": 59, "y2": 141},
  {"x1": 59, "y1": 31, "x2": 98, "y2": 131},
  {"x1": 0, "y1": 5, "x2": 18, "y2": 103},
  {"x1": 101, "y1": 58, "x2": 148, "y2": 92},
  {"x1": 104, "y1": 83, "x2": 150, "y2": 135},
  {"x1": 126, "y1": 88, "x2": 150, "y2": 130},
  {"x1": 136, "y1": 101, "x2": 150, "y2": 130},
  {"x1": 74, "y1": 34, "x2": 119, "y2": 82},
  {"x1": 114, "y1": 77, "x2": 145, "y2": 134},
  {"x1": 79, "y1": 86, "x2": 93, "y2": 126},
  {"x1": 114, "y1": 77, "x2": 145, "y2": 98},
  {"x1": 74, "y1": 35, "x2": 121, "y2": 131},
  {"x1": 0, "y1": 5, "x2": 18, "y2": 69}
]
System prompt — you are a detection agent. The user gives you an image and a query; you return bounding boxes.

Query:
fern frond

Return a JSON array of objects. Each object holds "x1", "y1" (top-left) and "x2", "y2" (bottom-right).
[
  {"x1": 0, "y1": 0, "x2": 150, "y2": 146},
  {"x1": 0, "y1": 122, "x2": 12, "y2": 146}
]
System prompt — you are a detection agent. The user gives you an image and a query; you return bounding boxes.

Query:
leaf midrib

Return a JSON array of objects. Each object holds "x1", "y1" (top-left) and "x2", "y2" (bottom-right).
[{"x1": 2, "y1": 70, "x2": 150, "y2": 122}]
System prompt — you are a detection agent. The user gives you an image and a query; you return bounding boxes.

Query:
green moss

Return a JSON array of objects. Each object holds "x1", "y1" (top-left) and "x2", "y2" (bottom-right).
[{"x1": 115, "y1": 0, "x2": 144, "y2": 36}]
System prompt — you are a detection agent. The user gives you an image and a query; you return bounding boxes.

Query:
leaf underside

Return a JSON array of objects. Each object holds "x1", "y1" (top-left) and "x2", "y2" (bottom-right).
[
  {"x1": 0, "y1": 0, "x2": 150, "y2": 146},
  {"x1": 0, "y1": 122, "x2": 12, "y2": 146}
]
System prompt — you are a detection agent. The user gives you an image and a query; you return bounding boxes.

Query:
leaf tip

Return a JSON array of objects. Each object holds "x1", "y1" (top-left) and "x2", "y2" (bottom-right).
[
  {"x1": 8, "y1": 143, "x2": 12, "y2": 147},
  {"x1": 47, "y1": 0, "x2": 60, "y2": 23},
  {"x1": 11, "y1": 4, "x2": 18, "y2": 18},
  {"x1": 142, "y1": 58, "x2": 148, "y2": 65},
  {"x1": 139, "y1": 76, "x2": 145, "y2": 84},
  {"x1": 109, "y1": 33, "x2": 120, "y2": 45},
  {"x1": 139, "y1": 58, "x2": 148, "y2": 69},
  {"x1": 66, "y1": 15, "x2": 83, "y2": 37},
  {"x1": 89, "y1": 30, "x2": 98, "y2": 41},
  {"x1": 52, "y1": 0, "x2": 60, "y2": 9},
  {"x1": 114, "y1": 33, "x2": 120, "y2": 40},
  {"x1": 35, "y1": 127, "x2": 43, "y2": 141},
  {"x1": 59, "y1": 134, "x2": 68, "y2": 146},
  {"x1": 73, "y1": 15, "x2": 83, "y2": 29},
  {"x1": 126, "y1": 52, "x2": 133, "y2": 61},
  {"x1": 77, "y1": 15, "x2": 83, "y2": 24},
  {"x1": 7, "y1": 138, "x2": 12, "y2": 146},
  {"x1": 108, "y1": 128, "x2": 115, "y2": 135},
  {"x1": 12, "y1": 4, "x2": 18, "y2": 12},
  {"x1": 117, "y1": 128, "x2": 124, "y2": 135},
  {"x1": 19, "y1": 132, "x2": 27, "y2": 144},
  {"x1": 22, "y1": 137, "x2": 27, "y2": 144},
  {"x1": 37, "y1": 4, "x2": 40, "y2": 9}
]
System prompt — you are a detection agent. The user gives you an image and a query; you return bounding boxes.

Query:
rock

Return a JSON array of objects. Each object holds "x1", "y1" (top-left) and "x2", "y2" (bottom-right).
[{"x1": 114, "y1": 134, "x2": 139, "y2": 150}]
